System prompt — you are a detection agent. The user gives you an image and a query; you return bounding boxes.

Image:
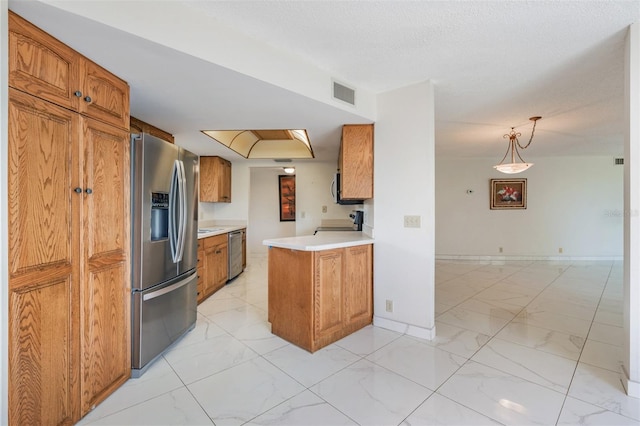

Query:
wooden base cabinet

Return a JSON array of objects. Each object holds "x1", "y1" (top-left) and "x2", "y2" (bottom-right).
[
  {"x1": 202, "y1": 234, "x2": 229, "y2": 299},
  {"x1": 196, "y1": 240, "x2": 206, "y2": 303},
  {"x1": 268, "y1": 244, "x2": 373, "y2": 352}
]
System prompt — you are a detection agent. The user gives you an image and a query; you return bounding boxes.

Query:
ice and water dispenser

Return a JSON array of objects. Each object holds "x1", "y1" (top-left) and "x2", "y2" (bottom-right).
[{"x1": 150, "y1": 192, "x2": 169, "y2": 241}]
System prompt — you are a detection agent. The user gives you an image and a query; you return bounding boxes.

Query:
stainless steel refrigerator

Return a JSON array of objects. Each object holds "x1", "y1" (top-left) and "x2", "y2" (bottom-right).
[{"x1": 130, "y1": 133, "x2": 198, "y2": 378}]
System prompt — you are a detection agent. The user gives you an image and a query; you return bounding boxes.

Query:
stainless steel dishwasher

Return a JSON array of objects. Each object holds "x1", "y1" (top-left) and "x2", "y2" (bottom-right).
[{"x1": 228, "y1": 229, "x2": 244, "y2": 280}]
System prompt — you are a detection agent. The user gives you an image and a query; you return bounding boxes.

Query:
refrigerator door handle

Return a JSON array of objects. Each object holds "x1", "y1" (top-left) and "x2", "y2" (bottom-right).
[
  {"x1": 169, "y1": 159, "x2": 180, "y2": 263},
  {"x1": 142, "y1": 273, "x2": 194, "y2": 301},
  {"x1": 176, "y1": 160, "x2": 187, "y2": 262}
]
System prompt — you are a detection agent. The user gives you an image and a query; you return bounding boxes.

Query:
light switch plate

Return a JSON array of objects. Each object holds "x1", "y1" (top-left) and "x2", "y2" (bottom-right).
[{"x1": 404, "y1": 215, "x2": 421, "y2": 228}]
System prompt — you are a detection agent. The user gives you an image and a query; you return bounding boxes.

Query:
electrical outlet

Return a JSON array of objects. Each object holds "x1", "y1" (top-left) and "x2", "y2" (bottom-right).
[
  {"x1": 385, "y1": 300, "x2": 393, "y2": 312},
  {"x1": 300, "y1": 211, "x2": 305, "y2": 219},
  {"x1": 499, "y1": 247, "x2": 503, "y2": 253},
  {"x1": 403, "y1": 215, "x2": 421, "y2": 228},
  {"x1": 322, "y1": 205, "x2": 327, "y2": 213}
]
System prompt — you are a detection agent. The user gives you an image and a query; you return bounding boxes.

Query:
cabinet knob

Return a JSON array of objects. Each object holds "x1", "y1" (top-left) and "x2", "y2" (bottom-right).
[
  {"x1": 85, "y1": 188, "x2": 93, "y2": 194},
  {"x1": 74, "y1": 91, "x2": 82, "y2": 97},
  {"x1": 84, "y1": 96, "x2": 92, "y2": 103},
  {"x1": 74, "y1": 187, "x2": 82, "y2": 193}
]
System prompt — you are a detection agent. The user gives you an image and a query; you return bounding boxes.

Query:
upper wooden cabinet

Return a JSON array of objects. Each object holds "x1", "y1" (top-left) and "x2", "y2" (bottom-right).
[
  {"x1": 78, "y1": 58, "x2": 130, "y2": 130},
  {"x1": 8, "y1": 11, "x2": 130, "y2": 130},
  {"x1": 200, "y1": 156, "x2": 232, "y2": 203},
  {"x1": 339, "y1": 124, "x2": 374, "y2": 200}
]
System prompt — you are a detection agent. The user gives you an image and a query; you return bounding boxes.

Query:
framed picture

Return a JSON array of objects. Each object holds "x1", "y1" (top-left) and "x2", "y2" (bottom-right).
[
  {"x1": 490, "y1": 178, "x2": 527, "y2": 209},
  {"x1": 279, "y1": 175, "x2": 296, "y2": 221}
]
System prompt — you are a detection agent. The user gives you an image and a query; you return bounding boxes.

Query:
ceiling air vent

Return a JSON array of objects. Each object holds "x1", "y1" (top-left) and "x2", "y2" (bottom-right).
[
  {"x1": 333, "y1": 81, "x2": 356, "y2": 106},
  {"x1": 615, "y1": 158, "x2": 624, "y2": 165}
]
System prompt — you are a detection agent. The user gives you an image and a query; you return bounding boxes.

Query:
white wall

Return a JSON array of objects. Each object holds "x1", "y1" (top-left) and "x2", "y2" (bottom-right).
[
  {"x1": 623, "y1": 21, "x2": 640, "y2": 398},
  {"x1": 436, "y1": 156, "x2": 623, "y2": 258},
  {"x1": 198, "y1": 161, "x2": 250, "y2": 223},
  {"x1": 373, "y1": 81, "x2": 436, "y2": 339},
  {"x1": 198, "y1": 160, "x2": 355, "y2": 254},
  {"x1": 1, "y1": 1, "x2": 8, "y2": 422},
  {"x1": 294, "y1": 162, "x2": 357, "y2": 236},
  {"x1": 248, "y1": 168, "x2": 296, "y2": 255}
]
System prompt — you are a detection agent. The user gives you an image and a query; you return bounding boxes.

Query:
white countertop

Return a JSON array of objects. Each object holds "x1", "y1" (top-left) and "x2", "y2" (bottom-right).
[
  {"x1": 197, "y1": 225, "x2": 245, "y2": 239},
  {"x1": 263, "y1": 231, "x2": 374, "y2": 251}
]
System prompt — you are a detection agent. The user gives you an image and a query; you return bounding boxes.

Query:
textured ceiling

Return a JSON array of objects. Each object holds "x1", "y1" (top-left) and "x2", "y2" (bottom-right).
[{"x1": 8, "y1": 0, "x2": 640, "y2": 162}]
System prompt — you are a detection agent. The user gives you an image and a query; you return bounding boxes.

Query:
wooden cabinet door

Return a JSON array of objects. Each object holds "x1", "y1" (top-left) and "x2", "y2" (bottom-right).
[
  {"x1": 80, "y1": 117, "x2": 131, "y2": 414},
  {"x1": 203, "y1": 246, "x2": 217, "y2": 296},
  {"x1": 215, "y1": 242, "x2": 229, "y2": 287},
  {"x1": 344, "y1": 245, "x2": 373, "y2": 326},
  {"x1": 8, "y1": 11, "x2": 81, "y2": 112},
  {"x1": 79, "y1": 58, "x2": 130, "y2": 131},
  {"x1": 313, "y1": 249, "x2": 344, "y2": 342},
  {"x1": 204, "y1": 243, "x2": 227, "y2": 295},
  {"x1": 221, "y1": 159, "x2": 232, "y2": 202},
  {"x1": 8, "y1": 88, "x2": 81, "y2": 425},
  {"x1": 340, "y1": 124, "x2": 373, "y2": 200},
  {"x1": 197, "y1": 242, "x2": 206, "y2": 303},
  {"x1": 200, "y1": 156, "x2": 232, "y2": 202}
]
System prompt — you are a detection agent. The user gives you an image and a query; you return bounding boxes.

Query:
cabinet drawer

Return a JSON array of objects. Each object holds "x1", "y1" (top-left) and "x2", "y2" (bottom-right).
[{"x1": 204, "y1": 233, "x2": 228, "y2": 249}]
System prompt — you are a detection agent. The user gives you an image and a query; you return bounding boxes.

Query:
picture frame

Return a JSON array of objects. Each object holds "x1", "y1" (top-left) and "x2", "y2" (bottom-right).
[
  {"x1": 490, "y1": 178, "x2": 527, "y2": 209},
  {"x1": 278, "y1": 175, "x2": 296, "y2": 221}
]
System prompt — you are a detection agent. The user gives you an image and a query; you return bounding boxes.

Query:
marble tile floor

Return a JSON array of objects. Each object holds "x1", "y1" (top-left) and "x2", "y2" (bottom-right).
[{"x1": 77, "y1": 257, "x2": 639, "y2": 426}]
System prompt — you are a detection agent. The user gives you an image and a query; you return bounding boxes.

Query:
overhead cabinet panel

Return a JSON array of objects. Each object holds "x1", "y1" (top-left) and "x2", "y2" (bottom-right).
[
  {"x1": 79, "y1": 59, "x2": 130, "y2": 130},
  {"x1": 8, "y1": 11, "x2": 130, "y2": 131},
  {"x1": 8, "y1": 11, "x2": 80, "y2": 111},
  {"x1": 339, "y1": 124, "x2": 373, "y2": 200},
  {"x1": 200, "y1": 156, "x2": 232, "y2": 203}
]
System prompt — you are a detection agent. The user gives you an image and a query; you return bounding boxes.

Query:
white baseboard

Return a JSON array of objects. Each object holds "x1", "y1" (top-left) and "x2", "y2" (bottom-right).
[
  {"x1": 435, "y1": 254, "x2": 623, "y2": 262},
  {"x1": 621, "y1": 366, "x2": 640, "y2": 399},
  {"x1": 373, "y1": 316, "x2": 436, "y2": 340}
]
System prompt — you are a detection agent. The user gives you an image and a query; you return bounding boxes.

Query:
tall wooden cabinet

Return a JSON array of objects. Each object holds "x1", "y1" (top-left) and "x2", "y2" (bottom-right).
[
  {"x1": 200, "y1": 156, "x2": 232, "y2": 202},
  {"x1": 268, "y1": 244, "x2": 373, "y2": 352},
  {"x1": 339, "y1": 124, "x2": 374, "y2": 200},
  {"x1": 7, "y1": 12, "x2": 131, "y2": 425}
]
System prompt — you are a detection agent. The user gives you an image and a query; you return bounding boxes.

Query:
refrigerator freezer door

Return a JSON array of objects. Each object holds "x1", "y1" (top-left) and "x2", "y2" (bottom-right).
[{"x1": 131, "y1": 271, "x2": 197, "y2": 377}]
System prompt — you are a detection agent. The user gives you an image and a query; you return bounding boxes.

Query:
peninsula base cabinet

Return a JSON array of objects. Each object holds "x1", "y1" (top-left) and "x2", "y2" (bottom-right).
[{"x1": 268, "y1": 244, "x2": 373, "y2": 352}]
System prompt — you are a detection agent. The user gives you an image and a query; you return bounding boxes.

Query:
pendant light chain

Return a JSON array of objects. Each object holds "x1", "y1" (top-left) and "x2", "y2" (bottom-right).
[{"x1": 517, "y1": 117, "x2": 539, "y2": 150}]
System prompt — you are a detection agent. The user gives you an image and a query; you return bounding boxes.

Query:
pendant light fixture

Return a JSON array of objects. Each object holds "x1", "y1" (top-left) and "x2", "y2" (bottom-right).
[{"x1": 493, "y1": 116, "x2": 541, "y2": 174}]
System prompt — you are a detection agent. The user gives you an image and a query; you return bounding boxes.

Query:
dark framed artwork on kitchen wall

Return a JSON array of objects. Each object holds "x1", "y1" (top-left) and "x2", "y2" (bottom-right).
[
  {"x1": 490, "y1": 178, "x2": 527, "y2": 209},
  {"x1": 279, "y1": 175, "x2": 296, "y2": 221}
]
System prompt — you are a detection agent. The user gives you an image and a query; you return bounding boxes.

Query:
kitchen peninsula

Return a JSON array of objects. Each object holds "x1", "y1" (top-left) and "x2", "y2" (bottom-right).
[{"x1": 264, "y1": 232, "x2": 374, "y2": 352}]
